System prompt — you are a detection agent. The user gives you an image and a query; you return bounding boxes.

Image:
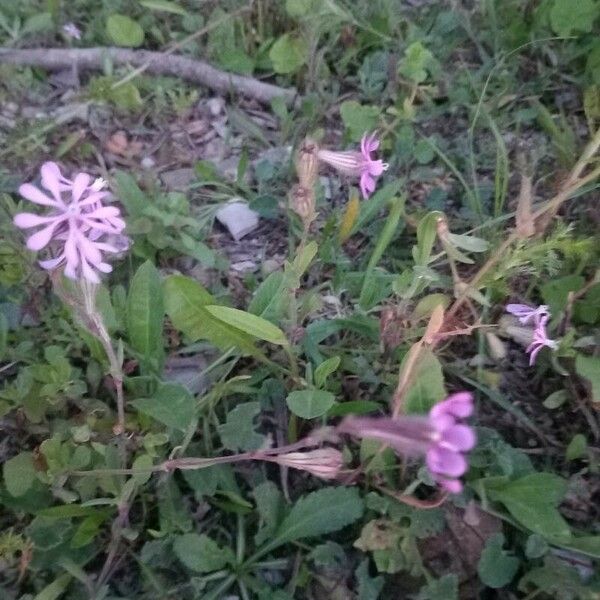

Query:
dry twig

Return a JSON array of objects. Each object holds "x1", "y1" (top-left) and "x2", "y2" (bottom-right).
[{"x1": 0, "y1": 47, "x2": 297, "y2": 106}]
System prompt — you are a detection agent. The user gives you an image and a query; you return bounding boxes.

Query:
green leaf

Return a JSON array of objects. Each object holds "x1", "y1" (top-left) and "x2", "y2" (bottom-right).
[
  {"x1": 3, "y1": 452, "x2": 36, "y2": 497},
  {"x1": 291, "y1": 240, "x2": 318, "y2": 278},
  {"x1": 403, "y1": 348, "x2": 446, "y2": 414},
  {"x1": 525, "y1": 534, "x2": 548, "y2": 559},
  {"x1": 253, "y1": 480, "x2": 285, "y2": 546},
  {"x1": 399, "y1": 41, "x2": 435, "y2": 83},
  {"x1": 269, "y1": 33, "x2": 307, "y2": 74},
  {"x1": 112, "y1": 171, "x2": 147, "y2": 218},
  {"x1": 139, "y1": 0, "x2": 188, "y2": 15},
  {"x1": 286, "y1": 0, "x2": 321, "y2": 17},
  {"x1": 340, "y1": 100, "x2": 381, "y2": 142},
  {"x1": 22, "y1": 12, "x2": 53, "y2": 35},
  {"x1": 565, "y1": 433, "x2": 587, "y2": 461},
  {"x1": 286, "y1": 389, "x2": 335, "y2": 419},
  {"x1": 248, "y1": 271, "x2": 288, "y2": 321},
  {"x1": 218, "y1": 402, "x2": 265, "y2": 451},
  {"x1": 71, "y1": 513, "x2": 108, "y2": 548},
  {"x1": 477, "y1": 533, "x2": 520, "y2": 588},
  {"x1": 550, "y1": 0, "x2": 599, "y2": 36},
  {"x1": 518, "y1": 556, "x2": 591, "y2": 598},
  {"x1": 132, "y1": 383, "x2": 195, "y2": 431},
  {"x1": 163, "y1": 275, "x2": 259, "y2": 356},
  {"x1": 327, "y1": 400, "x2": 380, "y2": 417},
  {"x1": 203, "y1": 305, "x2": 288, "y2": 345},
  {"x1": 173, "y1": 533, "x2": 235, "y2": 573},
  {"x1": 446, "y1": 232, "x2": 489, "y2": 253},
  {"x1": 356, "y1": 558, "x2": 384, "y2": 600},
  {"x1": 0, "y1": 312, "x2": 7, "y2": 360},
  {"x1": 33, "y1": 574, "x2": 72, "y2": 600},
  {"x1": 36, "y1": 505, "x2": 107, "y2": 519},
  {"x1": 575, "y1": 354, "x2": 600, "y2": 402},
  {"x1": 413, "y1": 211, "x2": 443, "y2": 266},
  {"x1": 270, "y1": 487, "x2": 363, "y2": 548},
  {"x1": 489, "y1": 473, "x2": 571, "y2": 541},
  {"x1": 543, "y1": 389, "x2": 568, "y2": 409},
  {"x1": 106, "y1": 14, "x2": 145, "y2": 47},
  {"x1": 314, "y1": 356, "x2": 341, "y2": 389},
  {"x1": 127, "y1": 261, "x2": 164, "y2": 372},
  {"x1": 359, "y1": 195, "x2": 405, "y2": 309},
  {"x1": 563, "y1": 535, "x2": 600, "y2": 558},
  {"x1": 541, "y1": 275, "x2": 584, "y2": 315},
  {"x1": 417, "y1": 574, "x2": 458, "y2": 600}
]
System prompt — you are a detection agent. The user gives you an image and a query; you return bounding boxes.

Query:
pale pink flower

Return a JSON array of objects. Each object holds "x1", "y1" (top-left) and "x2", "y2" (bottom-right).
[
  {"x1": 14, "y1": 162, "x2": 126, "y2": 283},
  {"x1": 506, "y1": 303, "x2": 550, "y2": 326},
  {"x1": 526, "y1": 315, "x2": 558, "y2": 366},
  {"x1": 62, "y1": 22, "x2": 82, "y2": 40},
  {"x1": 338, "y1": 392, "x2": 476, "y2": 493},
  {"x1": 506, "y1": 304, "x2": 558, "y2": 364},
  {"x1": 317, "y1": 132, "x2": 389, "y2": 199}
]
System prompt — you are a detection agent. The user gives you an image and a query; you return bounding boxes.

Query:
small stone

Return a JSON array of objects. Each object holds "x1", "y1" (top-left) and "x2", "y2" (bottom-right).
[
  {"x1": 231, "y1": 260, "x2": 258, "y2": 273},
  {"x1": 141, "y1": 156, "x2": 155, "y2": 170},
  {"x1": 262, "y1": 259, "x2": 280, "y2": 275},
  {"x1": 215, "y1": 200, "x2": 259, "y2": 241},
  {"x1": 206, "y1": 97, "x2": 225, "y2": 116}
]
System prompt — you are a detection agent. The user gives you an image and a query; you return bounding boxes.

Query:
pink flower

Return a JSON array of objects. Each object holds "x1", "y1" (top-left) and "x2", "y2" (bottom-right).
[
  {"x1": 14, "y1": 162, "x2": 126, "y2": 283},
  {"x1": 506, "y1": 303, "x2": 550, "y2": 326},
  {"x1": 317, "y1": 132, "x2": 389, "y2": 199},
  {"x1": 426, "y1": 392, "x2": 476, "y2": 493},
  {"x1": 62, "y1": 23, "x2": 82, "y2": 40},
  {"x1": 526, "y1": 315, "x2": 558, "y2": 366},
  {"x1": 338, "y1": 392, "x2": 476, "y2": 493},
  {"x1": 506, "y1": 304, "x2": 558, "y2": 364}
]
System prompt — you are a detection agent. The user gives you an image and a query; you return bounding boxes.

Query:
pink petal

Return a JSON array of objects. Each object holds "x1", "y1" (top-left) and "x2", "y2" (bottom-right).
[
  {"x1": 76, "y1": 234, "x2": 102, "y2": 265},
  {"x1": 64, "y1": 229, "x2": 79, "y2": 268},
  {"x1": 441, "y1": 424, "x2": 476, "y2": 452},
  {"x1": 19, "y1": 183, "x2": 60, "y2": 207},
  {"x1": 26, "y1": 222, "x2": 60, "y2": 251},
  {"x1": 527, "y1": 343, "x2": 543, "y2": 365},
  {"x1": 368, "y1": 159, "x2": 385, "y2": 177},
  {"x1": 439, "y1": 478, "x2": 462, "y2": 493},
  {"x1": 14, "y1": 212, "x2": 61, "y2": 228},
  {"x1": 72, "y1": 172, "x2": 91, "y2": 203},
  {"x1": 96, "y1": 262, "x2": 113, "y2": 273},
  {"x1": 64, "y1": 260, "x2": 78, "y2": 279},
  {"x1": 506, "y1": 303, "x2": 534, "y2": 317},
  {"x1": 85, "y1": 206, "x2": 122, "y2": 219},
  {"x1": 427, "y1": 447, "x2": 467, "y2": 478},
  {"x1": 80, "y1": 218, "x2": 125, "y2": 234},
  {"x1": 77, "y1": 191, "x2": 109, "y2": 206},
  {"x1": 80, "y1": 257, "x2": 100, "y2": 283},
  {"x1": 360, "y1": 173, "x2": 375, "y2": 199},
  {"x1": 41, "y1": 162, "x2": 66, "y2": 201},
  {"x1": 39, "y1": 256, "x2": 64, "y2": 270},
  {"x1": 92, "y1": 242, "x2": 119, "y2": 253},
  {"x1": 430, "y1": 393, "x2": 473, "y2": 420}
]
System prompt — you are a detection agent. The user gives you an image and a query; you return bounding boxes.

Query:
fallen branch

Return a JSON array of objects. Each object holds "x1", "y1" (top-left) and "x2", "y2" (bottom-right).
[{"x1": 0, "y1": 47, "x2": 297, "y2": 106}]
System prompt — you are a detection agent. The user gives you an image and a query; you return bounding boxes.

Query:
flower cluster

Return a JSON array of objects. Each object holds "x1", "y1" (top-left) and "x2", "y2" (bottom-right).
[
  {"x1": 506, "y1": 303, "x2": 558, "y2": 365},
  {"x1": 14, "y1": 162, "x2": 127, "y2": 283},
  {"x1": 338, "y1": 392, "x2": 476, "y2": 493},
  {"x1": 316, "y1": 132, "x2": 389, "y2": 199}
]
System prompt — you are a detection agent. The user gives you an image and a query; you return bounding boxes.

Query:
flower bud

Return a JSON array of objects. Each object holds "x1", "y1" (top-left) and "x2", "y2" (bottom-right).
[
  {"x1": 295, "y1": 137, "x2": 320, "y2": 188},
  {"x1": 289, "y1": 184, "x2": 317, "y2": 225},
  {"x1": 267, "y1": 448, "x2": 343, "y2": 480}
]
